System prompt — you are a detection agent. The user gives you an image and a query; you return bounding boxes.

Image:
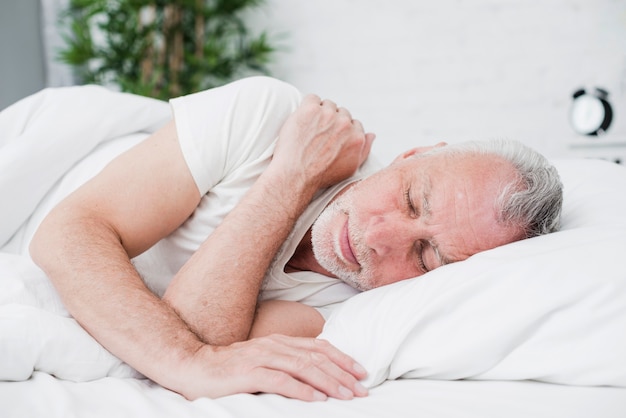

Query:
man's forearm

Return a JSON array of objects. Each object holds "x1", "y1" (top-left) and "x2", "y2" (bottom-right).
[
  {"x1": 164, "y1": 167, "x2": 318, "y2": 345},
  {"x1": 31, "y1": 212, "x2": 369, "y2": 402},
  {"x1": 30, "y1": 210, "x2": 204, "y2": 393}
]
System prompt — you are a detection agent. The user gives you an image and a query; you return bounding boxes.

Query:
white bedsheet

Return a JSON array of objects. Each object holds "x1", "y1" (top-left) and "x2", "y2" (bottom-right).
[{"x1": 1, "y1": 372, "x2": 625, "y2": 418}]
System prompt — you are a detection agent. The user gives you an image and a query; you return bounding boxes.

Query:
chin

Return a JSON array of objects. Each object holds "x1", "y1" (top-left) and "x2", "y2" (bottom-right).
[
  {"x1": 312, "y1": 231, "x2": 369, "y2": 291},
  {"x1": 331, "y1": 268, "x2": 378, "y2": 292},
  {"x1": 312, "y1": 193, "x2": 376, "y2": 291}
]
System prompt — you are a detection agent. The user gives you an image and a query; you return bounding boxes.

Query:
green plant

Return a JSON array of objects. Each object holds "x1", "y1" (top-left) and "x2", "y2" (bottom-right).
[{"x1": 58, "y1": 0, "x2": 278, "y2": 99}]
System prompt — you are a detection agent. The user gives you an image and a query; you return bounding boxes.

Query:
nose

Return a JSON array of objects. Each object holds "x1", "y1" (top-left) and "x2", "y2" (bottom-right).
[{"x1": 363, "y1": 214, "x2": 415, "y2": 256}]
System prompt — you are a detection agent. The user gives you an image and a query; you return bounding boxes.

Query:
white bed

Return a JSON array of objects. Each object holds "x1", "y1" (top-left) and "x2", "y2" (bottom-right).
[{"x1": 1, "y1": 86, "x2": 625, "y2": 418}]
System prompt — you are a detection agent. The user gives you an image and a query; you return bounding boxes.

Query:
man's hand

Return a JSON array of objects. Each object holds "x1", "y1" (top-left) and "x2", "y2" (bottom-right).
[
  {"x1": 270, "y1": 94, "x2": 375, "y2": 190},
  {"x1": 178, "y1": 335, "x2": 368, "y2": 401}
]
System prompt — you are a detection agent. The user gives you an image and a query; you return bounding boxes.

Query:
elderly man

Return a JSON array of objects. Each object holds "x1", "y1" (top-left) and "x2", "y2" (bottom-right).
[{"x1": 29, "y1": 77, "x2": 562, "y2": 402}]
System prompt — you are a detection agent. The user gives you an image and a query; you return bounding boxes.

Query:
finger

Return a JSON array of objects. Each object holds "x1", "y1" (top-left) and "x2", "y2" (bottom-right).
[
  {"x1": 278, "y1": 336, "x2": 368, "y2": 396},
  {"x1": 258, "y1": 348, "x2": 362, "y2": 400},
  {"x1": 361, "y1": 132, "x2": 376, "y2": 162},
  {"x1": 209, "y1": 340, "x2": 336, "y2": 401},
  {"x1": 254, "y1": 336, "x2": 367, "y2": 399},
  {"x1": 308, "y1": 350, "x2": 369, "y2": 398},
  {"x1": 320, "y1": 99, "x2": 338, "y2": 111},
  {"x1": 302, "y1": 93, "x2": 321, "y2": 105},
  {"x1": 311, "y1": 338, "x2": 368, "y2": 382},
  {"x1": 337, "y1": 106, "x2": 352, "y2": 119},
  {"x1": 230, "y1": 339, "x2": 355, "y2": 401},
  {"x1": 350, "y1": 117, "x2": 364, "y2": 131},
  {"x1": 349, "y1": 119, "x2": 374, "y2": 163},
  {"x1": 248, "y1": 368, "x2": 329, "y2": 402},
  {"x1": 271, "y1": 336, "x2": 367, "y2": 379}
]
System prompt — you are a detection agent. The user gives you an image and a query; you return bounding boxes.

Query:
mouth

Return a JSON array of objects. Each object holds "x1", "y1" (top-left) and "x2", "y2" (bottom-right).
[{"x1": 339, "y1": 219, "x2": 360, "y2": 267}]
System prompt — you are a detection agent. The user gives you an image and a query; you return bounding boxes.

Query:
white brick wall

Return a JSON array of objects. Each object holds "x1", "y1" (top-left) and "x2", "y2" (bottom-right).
[{"x1": 249, "y1": 0, "x2": 626, "y2": 164}]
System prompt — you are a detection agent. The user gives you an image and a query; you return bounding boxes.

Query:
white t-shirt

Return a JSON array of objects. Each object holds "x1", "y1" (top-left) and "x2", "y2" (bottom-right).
[{"x1": 132, "y1": 77, "x2": 379, "y2": 316}]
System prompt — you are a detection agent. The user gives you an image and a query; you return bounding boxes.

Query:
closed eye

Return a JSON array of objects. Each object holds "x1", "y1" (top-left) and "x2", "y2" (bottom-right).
[
  {"x1": 405, "y1": 188, "x2": 419, "y2": 217},
  {"x1": 416, "y1": 241, "x2": 430, "y2": 273}
]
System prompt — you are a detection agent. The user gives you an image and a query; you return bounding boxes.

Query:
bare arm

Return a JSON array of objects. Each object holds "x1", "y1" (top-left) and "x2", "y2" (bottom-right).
[
  {"x1": 163, "y1": 168, "x2": 317, "y2": 344},
  {"x1": 249, "y1": 301, "x2": 326, "y2": 339},
  {"x1": 163, "y1": 95, "x2": 372, "y2": 345},
  {"x1": 30, "y1": 95, "x2": 372, "y2": 400},
  {"x1": 30, "y1": 122, "x2": 206, "y2": 392}
]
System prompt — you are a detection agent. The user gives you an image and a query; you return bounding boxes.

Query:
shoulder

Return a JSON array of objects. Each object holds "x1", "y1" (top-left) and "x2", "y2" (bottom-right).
[
  {"x1": 169, "y1": 77, "x2": 302, "y2": 195},
  {"x1": 170, "y1": 76, "x2": 301, "y2": 117}
]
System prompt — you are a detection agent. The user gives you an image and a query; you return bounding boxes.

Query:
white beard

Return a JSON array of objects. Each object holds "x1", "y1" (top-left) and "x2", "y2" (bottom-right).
[{"x1": 310, "y1": 193, "x2": 374, "y2": 291}]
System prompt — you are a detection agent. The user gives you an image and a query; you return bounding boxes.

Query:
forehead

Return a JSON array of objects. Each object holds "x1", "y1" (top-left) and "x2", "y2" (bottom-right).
[{"x1": 407, "y1": 152, "x2": 521, "y2": 260}]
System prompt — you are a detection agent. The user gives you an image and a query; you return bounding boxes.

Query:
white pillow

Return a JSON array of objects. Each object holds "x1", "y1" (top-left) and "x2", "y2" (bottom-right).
[{"x1": 319, "y1": 158, "x2": 626, "y2": 388}]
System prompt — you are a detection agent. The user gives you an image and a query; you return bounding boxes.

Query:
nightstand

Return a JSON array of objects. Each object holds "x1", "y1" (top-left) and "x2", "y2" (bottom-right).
[{"x1": 568, "y1": 138, "x2": 626, "y2": 165}]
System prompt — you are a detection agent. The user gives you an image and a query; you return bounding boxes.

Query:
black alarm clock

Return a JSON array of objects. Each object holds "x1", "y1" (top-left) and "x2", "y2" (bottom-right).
[{"x1": 569, "y1": 87, "x2": 613, "y2": 136}]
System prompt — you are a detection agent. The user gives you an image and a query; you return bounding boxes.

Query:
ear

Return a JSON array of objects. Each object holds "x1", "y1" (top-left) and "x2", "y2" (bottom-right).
[{"x1": 391, "y1": 142, "x2": 448, "y2": 164}]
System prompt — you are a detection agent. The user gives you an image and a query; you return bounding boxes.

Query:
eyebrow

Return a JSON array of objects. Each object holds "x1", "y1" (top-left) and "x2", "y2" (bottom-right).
[
  {"x1": 431, "y1": 243, "x2": 452, "y2": 267},
  {"x1": 421, "y1": 174, "x2": 432, "y2": 219}
]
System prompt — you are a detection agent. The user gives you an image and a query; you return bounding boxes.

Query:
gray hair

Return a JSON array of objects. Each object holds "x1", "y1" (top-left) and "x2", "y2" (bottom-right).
[{"x1": 421, "y1": 139, "x2": 563, "y2": 238}]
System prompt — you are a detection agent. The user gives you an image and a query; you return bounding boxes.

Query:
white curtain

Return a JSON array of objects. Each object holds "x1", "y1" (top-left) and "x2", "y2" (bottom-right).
[{"x1": 40, "y1": 0, "x2": 75, "y2": 87}]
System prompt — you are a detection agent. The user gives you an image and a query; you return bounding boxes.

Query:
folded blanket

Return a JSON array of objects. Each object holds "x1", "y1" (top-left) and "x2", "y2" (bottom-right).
[{"x1": 0, "y1": 85, "x2": 170, "y2": 248}]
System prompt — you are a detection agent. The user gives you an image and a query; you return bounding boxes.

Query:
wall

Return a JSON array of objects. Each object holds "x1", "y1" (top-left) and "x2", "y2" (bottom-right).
[
  {"x1": 8, "y1": 0, "x2": 626, "y2": 164},
  {"x1": 0, "y1": 0, "x2": 46, "y2": 110},
  {"x1": 249, "y1": 0, "x2": 626, "y2": 164}
]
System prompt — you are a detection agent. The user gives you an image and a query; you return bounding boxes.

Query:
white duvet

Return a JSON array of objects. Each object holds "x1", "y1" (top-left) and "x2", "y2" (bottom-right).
[
  {"x1": 0, "y1": 85, "x2": 168, "y2": 381},
  {"x1": 1, "y1": 86, "x2": 625, "y2": 390}
]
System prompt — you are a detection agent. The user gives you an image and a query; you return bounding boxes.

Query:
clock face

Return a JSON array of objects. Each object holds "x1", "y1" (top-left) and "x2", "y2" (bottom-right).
[{"x1": 570, "y1": 95, "x2": 605, "y2": 135}]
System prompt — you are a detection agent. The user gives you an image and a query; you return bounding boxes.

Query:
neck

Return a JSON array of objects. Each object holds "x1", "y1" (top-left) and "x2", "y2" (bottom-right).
[
  {"x1": 285, "y1": 229, "x2": 336, "y2": 278},
  {"x1": 286, "y1": 181, "x2": 358, "y2": 277}
]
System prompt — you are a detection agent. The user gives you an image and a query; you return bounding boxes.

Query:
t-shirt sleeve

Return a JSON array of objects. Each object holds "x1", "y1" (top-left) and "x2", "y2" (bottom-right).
[{"x1": 169, "y1": 76, "x2": 302, "y2": 195}]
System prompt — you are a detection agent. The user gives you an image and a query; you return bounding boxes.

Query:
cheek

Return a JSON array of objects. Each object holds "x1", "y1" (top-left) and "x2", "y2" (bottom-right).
[{"x1": 372, "y1": 258, "x2": 423, "y2": 287}]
